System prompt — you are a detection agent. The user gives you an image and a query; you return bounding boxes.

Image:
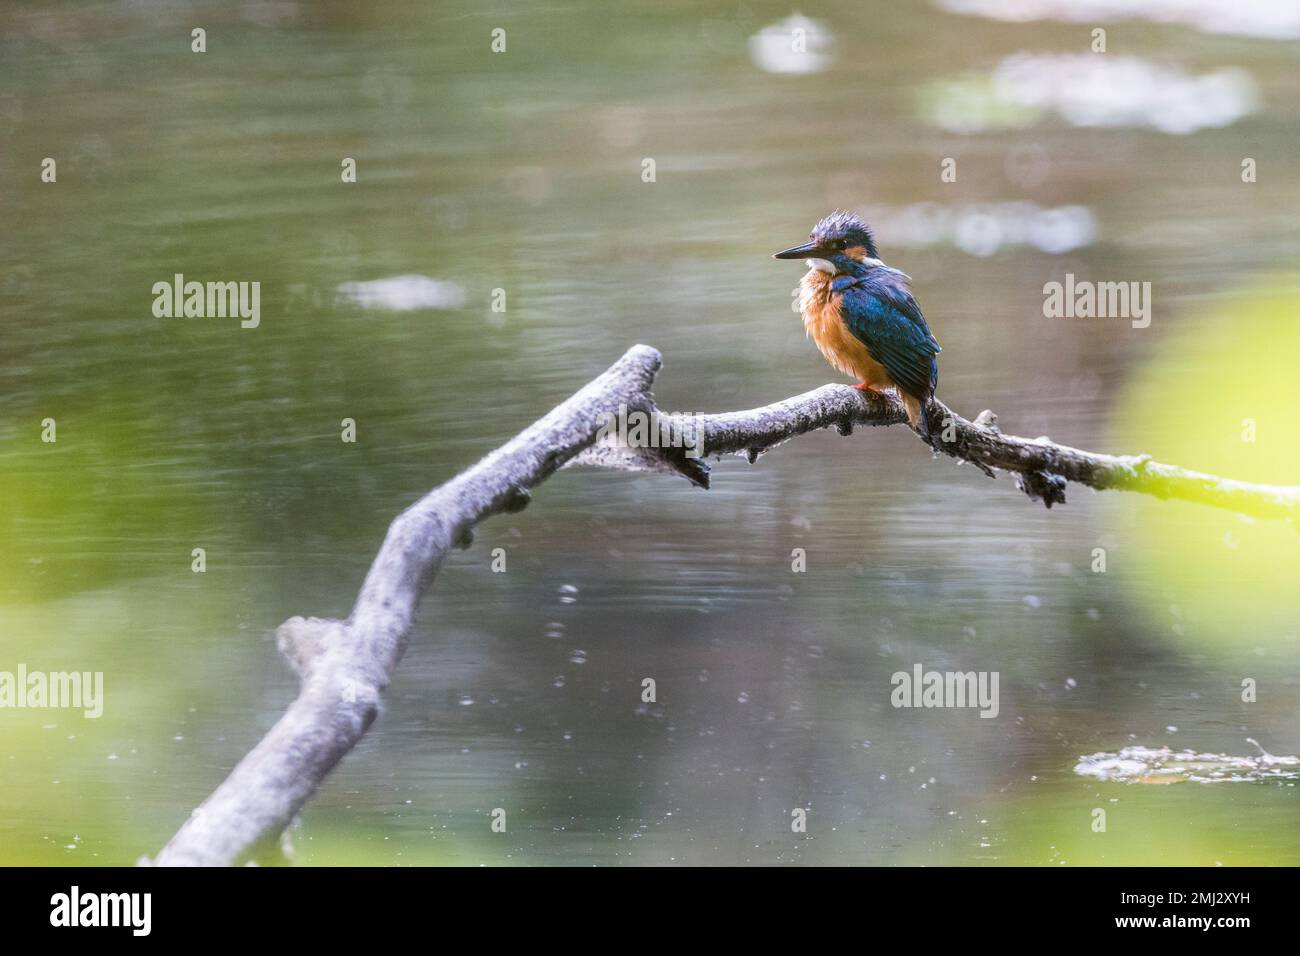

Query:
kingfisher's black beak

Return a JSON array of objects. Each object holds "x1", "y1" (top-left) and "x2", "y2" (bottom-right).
[{"x1": 772, "y1": 240, "x2": 823, "y2": 259}]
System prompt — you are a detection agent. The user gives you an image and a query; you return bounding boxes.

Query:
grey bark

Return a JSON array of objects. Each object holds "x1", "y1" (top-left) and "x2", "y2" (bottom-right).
[{"x1": 150, "y1": 344, "x2": 1299, "y2": 865}]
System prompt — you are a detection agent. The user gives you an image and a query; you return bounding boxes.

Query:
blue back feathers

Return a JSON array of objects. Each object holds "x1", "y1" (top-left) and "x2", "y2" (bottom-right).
[{"x1": 833, "y1": 262, "x2": 940, "y2": 402}]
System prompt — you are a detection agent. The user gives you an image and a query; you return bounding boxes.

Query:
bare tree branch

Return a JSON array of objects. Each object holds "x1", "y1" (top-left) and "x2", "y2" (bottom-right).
[
  {"x1": 150, "y1": 343, "x2": 1299, "y2": 865},
  {"x1": 642, "y1": 386, "x2": 1300, "y2": 522}
]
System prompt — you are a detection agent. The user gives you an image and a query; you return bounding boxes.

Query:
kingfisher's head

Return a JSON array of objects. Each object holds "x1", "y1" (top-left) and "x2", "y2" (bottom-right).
[{"x1": 772, "y1": 211, "x2": 880, "y2": 275}]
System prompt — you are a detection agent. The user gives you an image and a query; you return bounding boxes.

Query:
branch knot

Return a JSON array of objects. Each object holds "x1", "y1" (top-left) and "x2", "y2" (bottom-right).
[
  {"x1": 276, "y1": 616, "x2": 348, "y2": 679},
  {"x1": 1017, "y1": 470, "x2": 1068, "y2": 509}
]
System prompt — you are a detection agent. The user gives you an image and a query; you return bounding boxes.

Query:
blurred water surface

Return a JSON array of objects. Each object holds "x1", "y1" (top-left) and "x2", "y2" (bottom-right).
[{"x1": 2, "y1": 1, "x2": 1299, "y2": 864}]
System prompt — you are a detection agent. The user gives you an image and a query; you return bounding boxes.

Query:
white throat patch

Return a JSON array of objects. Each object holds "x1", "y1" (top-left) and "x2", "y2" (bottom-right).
[{"x1": 805, "y1": 258, "x2": 836, "y2": 275}]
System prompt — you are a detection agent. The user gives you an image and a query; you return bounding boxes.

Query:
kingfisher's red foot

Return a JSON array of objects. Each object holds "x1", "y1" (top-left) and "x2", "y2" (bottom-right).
[{"x1": 853, "y1": 382, "x2": 885, "y2": 394}]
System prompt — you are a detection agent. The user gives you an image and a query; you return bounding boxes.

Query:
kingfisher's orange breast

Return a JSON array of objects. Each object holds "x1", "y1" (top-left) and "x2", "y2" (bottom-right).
[{"x1": 798, "y1": 270, "x2": 892, "y2": 387}]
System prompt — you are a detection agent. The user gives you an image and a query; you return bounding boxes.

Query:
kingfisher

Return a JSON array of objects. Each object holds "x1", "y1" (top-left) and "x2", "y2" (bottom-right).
[{"x1": 774, "y1": 211, "x2": 940, "y2": 443}]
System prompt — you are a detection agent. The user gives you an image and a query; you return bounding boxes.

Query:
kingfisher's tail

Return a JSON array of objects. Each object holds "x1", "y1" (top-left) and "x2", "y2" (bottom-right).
[{"x1": 901, "y1": 392, "x2": 933, "y2": 445}]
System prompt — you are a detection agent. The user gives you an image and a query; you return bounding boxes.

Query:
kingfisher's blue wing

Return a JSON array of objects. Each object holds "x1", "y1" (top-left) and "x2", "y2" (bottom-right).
[{"x1": 835, "y1": 269, "x2": 940, "y2": 400}]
